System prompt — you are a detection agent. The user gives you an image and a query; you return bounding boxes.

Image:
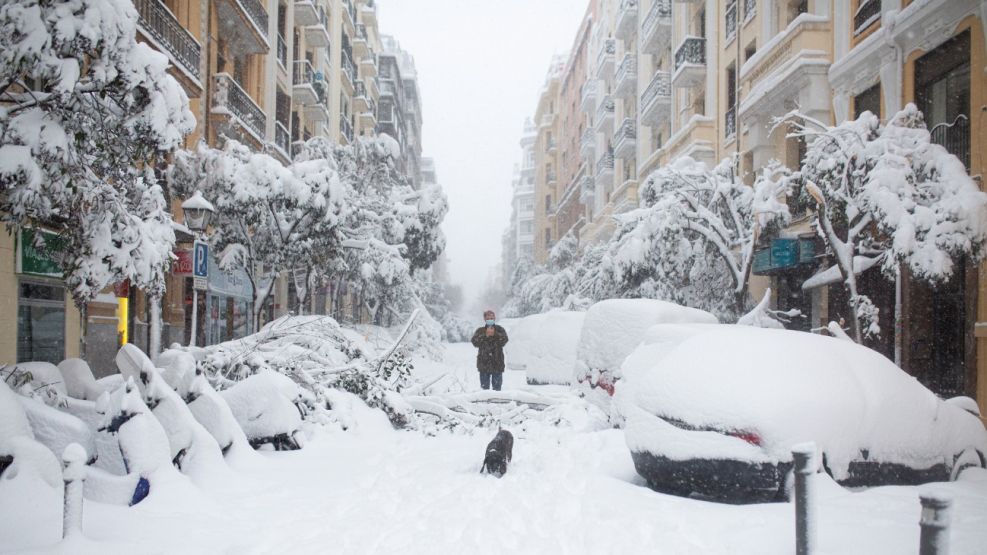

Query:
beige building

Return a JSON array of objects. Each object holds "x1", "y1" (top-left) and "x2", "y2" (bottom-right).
[{"x1": 531, "y1": 57, "x2": 566, "y2": 264}]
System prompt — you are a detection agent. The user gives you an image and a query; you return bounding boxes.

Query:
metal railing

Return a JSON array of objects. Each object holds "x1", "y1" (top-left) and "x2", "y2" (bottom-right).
[
  {"x1": 275, "y1": 121, "x2": 290, "y2": 155},
  {"x1": 277, "y1": 34, "x2": 287, "y2": 68},
  {"x1": 725, "y1": 2, "x2": 737, "y2": 42},
  {"x1": 725, "y1": 105, "x2": 737, "y2": 139},
  {"x1": 744, "y1": 0, "x2": 756, "y2": 23},
  {"x1": 597, "y1": 38, "x2": 616, "y2": 70},
  {"x1": 596, "y1": 149, "x2": 614, "y2": 175},
  {"x1": 238, "y1": 0, "x2": 269, "y2": 35},
  {"x1": 675, "y1": 36, "x2": 706, "y2": 70},
  {"x1": 615, "y1": 118, "x2": 636, "y2": 144},
  {"x1": 596, "y1": 95, "x2": 614, "y2": 121},
  {"x1": 616, "y1": 53, "x2": 636, "y2": 84},
  {"x1": 343, "y1": 0, "x2": 356, "y2": 25},
  {"x1": 341, "y1": 50, "x2": 356, "y2": 84},
  {"x1": 340, "y1": 114, "x2": 353, "y2": 141},
  {"x1": 212, "y1": 73, "x2": 265, "y2": 139},
  {"x1": 355, "y1": 80, "x2": 367, "y2": 98},
  {"x1": 134, "y1": 0, "x2": 201, "y2": 79},
  {"x1": 641, "y1": 71, "x2": 671, "y2": 109},
  {"x1": 930, "y1": 114, "x2": 970, "y2": 170},
  {"x1": 293, "y1": 59, "x2": 314, "y2": 85},
  {"x1": 642, "y1": 0, "x2": 671, "y2": 37}
]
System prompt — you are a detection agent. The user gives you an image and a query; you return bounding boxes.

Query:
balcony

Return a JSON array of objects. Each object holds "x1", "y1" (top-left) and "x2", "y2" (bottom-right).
[
  {"x1": 640, "y1": 70, "x2": 671, "y2": 127},
  {"x1": 547, "y1": 137, "x2": 557, "y2": 154},
  {"x1": 354, "y1": 81, "x2": 370, "y2": 111},
  {"x1": 303, "y1": 99, "x2": 330, "y2": 124},
  {"x1": 615, "y1": 0, "x2": 638, "y2": 40},
  {"x1": 353, "y1": 24, "x2": 370, "y2": 59},
  {"x1": 596, "y1": 149, "x2": 614, "y2": 181},
  {"x1": 342, "y1": 0, "x2": 357, "y2": 33},
  {"x1": 596, "y1": 39, "x2": 616, "y2": 79},
  {"x1": 360, "y1": 0, "x2": 378, "y2": 26},
  {"x1": 341, "y1": 50, "x2": 356, "y2": 92},
  {"x1": 303, "y1": 7, "x2": 331, "y2": 48},
  {"x1": 725, "y1": 2, "x2": 737, "y2": 43},
  {"x1": 211, "y1": 73, "x2": 266, "y2": 143},
  {"x1": 134, "y1": 0, "x2": 202, "y2": 88},
  {"x1": 640, "y1": 0, "x2": 671, "y2": 54},
  {"x1": 360, "y1": 52, "x2": 378, "y2": 78},
  {"x1": 672, "y1": 36, "x2": 706, "y2": 88},
  {"x1": 725, "y1": 105, "x2": 737, "y2": 140},
  {"x1": 614, "y1": 53, "x2": 637, "y2": 98},
  {"x1": 215, "y1": 0, "x2": 268, "y2": 54},
  {"x1": 579, "y1": 174, "x2": 595, "y2": 203},
  {"x1": 294, "y1": 0, "x2": 319, "y2": 26},
  {"x1": 547, "y1": 170, "x2": 557, "y2": 184},
  {"x1": 358, "y1": 102, "x2": 377, "y2": 128},
  {"x1": 580, "y1": 81, "x2": 597, "y2": 113},
  {"x1": 613, "y1": 118, "x2": 636, "y2": 159},
  {"x1": 273, "y1": 121, "x2": 290, "y2": 159},
  {"x1": 292, "y1": 60, "x2": 319, "y2": 105},
  {"x1": 596, "y1": 95, "x2": 615, "y2": 132},
  {"x1": 580, "y1": 126, "x2": 595, "y2": 158}
]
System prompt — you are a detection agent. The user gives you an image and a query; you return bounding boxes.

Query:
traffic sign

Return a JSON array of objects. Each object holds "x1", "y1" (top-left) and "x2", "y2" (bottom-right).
[{"x1": 193, "y1": 241, "x2": 208, "y2": 290}]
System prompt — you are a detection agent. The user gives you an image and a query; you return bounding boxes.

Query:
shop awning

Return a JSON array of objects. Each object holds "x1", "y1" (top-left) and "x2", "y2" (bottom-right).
[{"x1": 801, "y1": 255, "x2": 881, "y2": 290}]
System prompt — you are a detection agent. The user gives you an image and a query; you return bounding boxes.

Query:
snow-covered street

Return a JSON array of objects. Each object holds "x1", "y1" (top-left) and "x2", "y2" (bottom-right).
[{"x1": 3, "y1": 342, "x2": 987, "y2": 555}]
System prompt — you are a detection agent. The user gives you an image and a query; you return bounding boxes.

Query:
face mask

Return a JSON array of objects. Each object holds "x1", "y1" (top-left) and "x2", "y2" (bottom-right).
[{"x1": 485, "y1": 319, "x2": 495, "y2": 326}]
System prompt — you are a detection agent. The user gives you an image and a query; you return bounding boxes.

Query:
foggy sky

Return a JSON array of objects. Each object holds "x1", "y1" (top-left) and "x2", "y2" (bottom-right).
[{"x1": 375, "y1": 0, "x2": 587, "y2": 313}]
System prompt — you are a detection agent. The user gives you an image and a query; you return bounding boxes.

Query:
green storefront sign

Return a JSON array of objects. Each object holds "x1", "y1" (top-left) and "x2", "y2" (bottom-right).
[{"x1": 16, "y1": 229, "x2": 65, "y2": 278}]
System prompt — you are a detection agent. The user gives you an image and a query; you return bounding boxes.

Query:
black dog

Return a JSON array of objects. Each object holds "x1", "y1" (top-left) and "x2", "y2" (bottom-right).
[{"x1": 481, "y1": 429, "x2": 514, "y2": 478}]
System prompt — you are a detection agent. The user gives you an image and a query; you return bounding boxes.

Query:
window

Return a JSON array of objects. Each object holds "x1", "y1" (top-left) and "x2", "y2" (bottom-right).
[
  {"x1": 916, "y1": 31, "x2": 970, "y2": 169},
  {"x1": 694, "y1": 8, "x2": 706, "y2": 38},
  {"x1": 854, "y1": 0, "x2": 881, "y2": 34},
  {"x1": 853, "y1": 83, "x2": 881, "y2": 120},
  {"x1": 544, "y1": 228, "x2": 552, "y2": 247},
  {"x1": 787, "y1": 0, "x2": 808, "y2": 25},
  {"x1": 744, "y1": 41, "x2": 757, "y2": 61},
  {"x1": 521, "y1": 220, "x2": 533, "y2": 234},
  {"x1": 17, "y1": 280, "x2": 65, "y2": 364}
]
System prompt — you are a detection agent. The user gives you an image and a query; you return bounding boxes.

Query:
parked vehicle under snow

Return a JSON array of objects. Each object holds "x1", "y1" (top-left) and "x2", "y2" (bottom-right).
[{"x1": 620, "y1": 325, "x2": 987, "y2": 503}]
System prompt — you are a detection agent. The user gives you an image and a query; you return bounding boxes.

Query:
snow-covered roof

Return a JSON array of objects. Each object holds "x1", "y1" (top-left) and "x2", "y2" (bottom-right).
[{"x1": 802, "y1": 256, "x2": 881, "y2": 290}]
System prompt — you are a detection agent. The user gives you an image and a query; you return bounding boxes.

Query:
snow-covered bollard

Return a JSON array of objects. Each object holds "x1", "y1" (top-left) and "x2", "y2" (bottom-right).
[
  {"x1": 919, "y1": 491, "x2": 952, "y2": 555},
  {"x1": 62, "y1": 443, "x2": 87, "y2": 539},
  {"x1": 792, "y1": 443, "x2": 816, "y2": 555}
]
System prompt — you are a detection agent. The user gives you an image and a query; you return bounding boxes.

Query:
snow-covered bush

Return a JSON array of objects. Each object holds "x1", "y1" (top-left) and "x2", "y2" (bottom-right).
[
  {"x1": 0, "y1": 0, "x2": 194, "y2": 306},
  {"x1": 789, "y1": 105, "x2": 987, "y2": 342}
]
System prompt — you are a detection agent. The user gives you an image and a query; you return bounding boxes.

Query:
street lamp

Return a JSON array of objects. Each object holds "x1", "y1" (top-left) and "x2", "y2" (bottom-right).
[{"x1": 181, "y1": 191, "x2": 215, "y2": 347}]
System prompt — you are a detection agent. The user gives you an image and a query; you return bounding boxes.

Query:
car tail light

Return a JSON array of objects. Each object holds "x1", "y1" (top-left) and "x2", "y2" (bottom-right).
[{"x1": 728, "y1": 430, "x2": 763, "y2": 447}]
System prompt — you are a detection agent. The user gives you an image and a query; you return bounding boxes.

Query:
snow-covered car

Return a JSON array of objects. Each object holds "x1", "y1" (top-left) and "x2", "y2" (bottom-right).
[
  {"x1": 574, "y1": 299, "x2": 718, "y2": 397},
  {"x1": 621, "y1": 325, "x2": 987, "y2": 503},
  {"x1": 504, "y1": 310, "x2": 585, "y2": 385}
]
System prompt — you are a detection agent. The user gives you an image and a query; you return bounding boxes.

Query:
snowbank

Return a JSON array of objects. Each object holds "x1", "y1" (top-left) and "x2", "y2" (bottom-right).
[
  {"x1": 621, "y1": 325, "x2": 987, "y2": 480},
  {"x1": 504, "y1": 310, "x2": 585, "y2": 385}
]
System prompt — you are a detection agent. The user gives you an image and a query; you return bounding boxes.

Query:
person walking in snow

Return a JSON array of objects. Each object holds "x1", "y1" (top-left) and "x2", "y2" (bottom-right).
[{"x1": 471, "y1": 310, "x2": 509, "y2": 391}]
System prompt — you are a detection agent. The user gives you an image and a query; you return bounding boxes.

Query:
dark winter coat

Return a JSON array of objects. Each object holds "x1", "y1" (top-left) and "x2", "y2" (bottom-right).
[{"x1": 471, "y1": 324, "x2": 509, "y2": 373}]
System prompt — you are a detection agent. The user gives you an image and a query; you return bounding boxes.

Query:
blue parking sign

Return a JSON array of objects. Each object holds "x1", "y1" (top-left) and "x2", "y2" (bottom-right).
[{"x1": 193, "y1": 241, "x2": 208, "y2": 278}]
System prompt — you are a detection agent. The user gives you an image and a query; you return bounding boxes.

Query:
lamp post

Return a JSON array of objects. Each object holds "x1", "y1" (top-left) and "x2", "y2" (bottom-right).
[{"x1": 182, "y1": 191, "x2": 215, "y2": 347}]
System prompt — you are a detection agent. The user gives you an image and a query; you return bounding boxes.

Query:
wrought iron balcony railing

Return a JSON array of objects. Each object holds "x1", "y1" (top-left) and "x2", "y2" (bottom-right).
[
  {"x1": 239, "y1": 0, "x2": 269, "y2": 36},
  {"x1": 674, "y1": 36, "x2": 707, "y2": 70},
  {"x1": 293, "y1": 59, "x2": 314, "y2": 86},
  {"x1": 134, "y1": 0, "x2": 201, "y2": 80},
  {"x1": 274, "y1": 121, "x2": 290, "y2": 155},
  {"x1": 641, "y1": 71, "x2": 671, "y2": 109},
  {"x1": 212, "y1": 73, "x2": 266, "y2": 139},
  {"x1": 642, "y1": 0, "x2": 672, "y2": 40}
]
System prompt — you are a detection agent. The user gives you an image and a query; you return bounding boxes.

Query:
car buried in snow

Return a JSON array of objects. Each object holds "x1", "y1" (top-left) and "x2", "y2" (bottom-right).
[{"x1": 618, "y1": 325, "x2": 987, "y2": 504}]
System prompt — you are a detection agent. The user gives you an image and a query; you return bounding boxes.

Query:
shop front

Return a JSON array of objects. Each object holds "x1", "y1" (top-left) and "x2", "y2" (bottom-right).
[{"x1": 204, "y1": 257, "x2": 252, "y2": 345}]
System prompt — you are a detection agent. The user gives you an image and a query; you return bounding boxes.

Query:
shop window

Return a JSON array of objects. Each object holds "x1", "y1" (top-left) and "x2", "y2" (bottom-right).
[
  {"x1": 17, "y1": 280, "x2": 66, "y2": 364},
  {"x1": 853, "y1": 83, "x2": 881, "y2": 120}
]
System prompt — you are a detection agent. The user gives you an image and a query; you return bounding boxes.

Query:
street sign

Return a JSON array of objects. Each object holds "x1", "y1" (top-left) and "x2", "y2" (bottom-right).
[{"x1": 193, "y1": 241, "x2": 208, "y2": 290}]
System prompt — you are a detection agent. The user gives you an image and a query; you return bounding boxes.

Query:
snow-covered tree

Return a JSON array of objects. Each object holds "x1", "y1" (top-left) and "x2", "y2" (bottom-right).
[
  {"x1": 789, "y1": 105, "x2": 987, "y2": 342},
  {"x1": 0, "y1": 0, "x2": 195, "y2": 305},
  {"x1": 169, "y1": 138, "x2": 344, "y2": 331},
  {"x1": 612, "y1": 156, "x2": 790, "y2": 318}
]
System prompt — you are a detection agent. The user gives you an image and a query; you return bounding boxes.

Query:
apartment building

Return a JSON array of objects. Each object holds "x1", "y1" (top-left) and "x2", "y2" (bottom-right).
[
  {"x1": 504, "y1": 120, "x2": 538, "y2": 280},
  {"x1": 532, "y1": 57, "x2": 566, "y2": 264},
  {"x1": 378, "y1": 36, "x2": 424, "y2": 189}
]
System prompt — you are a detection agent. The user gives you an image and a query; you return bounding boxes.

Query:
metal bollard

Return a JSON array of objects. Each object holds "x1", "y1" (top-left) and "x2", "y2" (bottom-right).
[
  {"x1": 792, "y1": 443, "x2": 816, "y2": 555},
  {"x1": 62, "y1": 443, "x2": 87, "y2": 539},
  {"x1": 919, "y1": 492, "x2": 952, "y2": 555}
]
